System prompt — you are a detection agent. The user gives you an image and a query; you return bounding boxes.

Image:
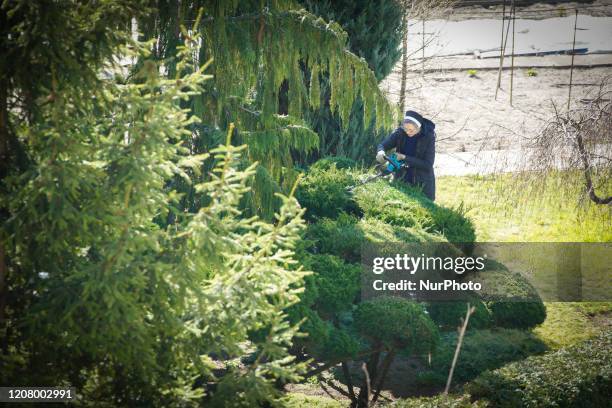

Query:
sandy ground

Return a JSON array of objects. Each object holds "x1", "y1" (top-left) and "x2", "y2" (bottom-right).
[
  {"x1": 450, "y1": 0, "x2": 612, "y2": 20},
  {"x1": 381, "y1": 66, "x2": 611, "y2": 155}
]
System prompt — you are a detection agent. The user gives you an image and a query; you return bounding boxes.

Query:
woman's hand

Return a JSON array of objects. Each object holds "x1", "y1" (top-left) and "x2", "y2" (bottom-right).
[{"x1": 395, "y1": 153, "x2": 406, "y2": 160}]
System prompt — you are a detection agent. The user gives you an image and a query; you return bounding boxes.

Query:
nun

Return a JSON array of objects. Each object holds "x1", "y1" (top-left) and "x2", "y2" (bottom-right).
[{"x1": 376, "y1": 110, "x2": 436, "y2": 201}]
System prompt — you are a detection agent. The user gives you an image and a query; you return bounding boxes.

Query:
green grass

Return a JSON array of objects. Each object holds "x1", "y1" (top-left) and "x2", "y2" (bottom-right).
[
  {"x1": 532, "y1": 303, "x2": 599, "y2": 349},
  {"x1": 281, "y1": 393, "x2": 345, "y2": 407},
  {"x1": 437, "y1": 172, "x2": 611, "y2": 349},
  {"x1": 437, "y1": 173, "x2": 611, "y2": 242}
]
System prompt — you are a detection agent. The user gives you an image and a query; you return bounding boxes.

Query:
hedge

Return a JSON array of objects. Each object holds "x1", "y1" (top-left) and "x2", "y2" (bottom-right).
[
  {"x1": 466, "y1": 331, "x2": 612, "y2": 407},
  {"x1": 426, "y1": 300, "x2": 492, "y2": 330},
  {"x1": 301, "y1": 253, "x2": 361, "y2": 318},
  {"x1": 472, "y1": 261, "x2": 547, "y2": 330},
  {"x1": 305, "y1": 213, "x2": 446, "y2": 263},
  {"x1": 309, "y1": 155, "x2": 357, "y2": 171},
  {"x1": 296, "y1": 166, "x2": 360, "y2": 220},
  {"x1": 352, "y1": 180, "x2": 476, "y2": 246},
  {"x1": 355, "y1": 297, "x2": 439, "y2": 352},
  {"x1": 416, "y1": 329, "x2": 547, "y2": 388}
]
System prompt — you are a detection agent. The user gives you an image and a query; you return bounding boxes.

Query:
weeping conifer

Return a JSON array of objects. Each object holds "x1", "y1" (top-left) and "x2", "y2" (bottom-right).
[
  {"x1": 301, "y1": 0, "x2": 404, "y2": 163},
  {"x1": 138, "y1": 0, "x2": 396, "y2": 218}
]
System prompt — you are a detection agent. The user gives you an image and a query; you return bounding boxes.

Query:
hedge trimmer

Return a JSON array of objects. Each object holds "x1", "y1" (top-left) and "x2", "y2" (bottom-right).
[{"x1": 347, "y1": 153, "x2": 408, "y2": 193}]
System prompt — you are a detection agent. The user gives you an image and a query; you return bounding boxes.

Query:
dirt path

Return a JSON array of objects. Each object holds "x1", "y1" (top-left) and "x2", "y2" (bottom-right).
[{"x1": 382, "y1": 66, "x2": 611, "y2": 155}]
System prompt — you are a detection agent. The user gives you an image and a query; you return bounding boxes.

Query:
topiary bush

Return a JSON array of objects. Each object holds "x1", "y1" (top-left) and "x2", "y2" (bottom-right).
[
  {"x1": 301, "y1": 253, "x2": 361, "y2": 318},
  {"x1": 473, "y1": 261, "x2": 547, "y2": 330},
  {"x1": 309, "y1": 155, "x2": 358, "y2": 171},
  {"x1": 355, "y1": 297, "x2": 439, "y2": 352},
  {"x1": 304, "y1": 213, "x2": 365, "y2": 262},
  {"x1": 416, "y1": 329, "x2": 547, "y2": 388},
  {"x1": 426, "y1": 300, "x2": 492, "y2": 331},
  {"x1": 466, "y1": 331, "x2": 612, "y2": 407},
  {"x1": 305, "y1": 213, "x2": 446, "y2": 263},
  {"x1": 353, "y1": 180, "x2": 476, "y2": 247},
  {"x1": 488, "y1": 301, "x2": 547, "y2": 330},
  {"x1": 295, "y1": 166, "x2": 360, "y2": 220}
]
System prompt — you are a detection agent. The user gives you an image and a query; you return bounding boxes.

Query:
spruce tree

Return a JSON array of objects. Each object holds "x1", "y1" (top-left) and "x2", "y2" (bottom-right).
[
  {"x1": 137, "y1": 0, "x2": 397, "y2": 218},
  {"x1": 1, "y1": 4, "x2": 310, "y2": 405}
]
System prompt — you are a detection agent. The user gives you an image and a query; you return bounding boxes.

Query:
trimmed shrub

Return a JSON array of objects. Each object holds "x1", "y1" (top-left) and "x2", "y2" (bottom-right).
[
  {"x1": 305, "y1": 214, "x2": 446, "y2": 263},
  {"x1": 392, "y1": 394, "x2": 487, "y2": 408},
  {"x1": 309, "y1": 155, "x2": 357, "y2": 171},
  {"x1": 488, "y1": 301, "x2": 547, "y2": 330},
  {"x1": 305, "y1": 213, "x2": 365, "y2": 262},
  {"x1": 426, "y1": 300, "x2": 492, "y2": 330},
  {"x1": 302, "y1": 253, "x2": 361, "y2": 318},
  {"x1": 473, "y1": 261, "x2": 547, "y2": 330},
  {"x1": 355, "y1": 297, "x2": 439, "y2": 352},
  {"x1": 296, "y1": 166, "x2": 360, "y2": 220},
  {"x1": 353, "y1": 181, "x2": 476, "y2": 246},
  {"x1": 467, "y1": 331, "x2": 612, "y2": 407},
  {"x1": 416, "y1": 329, "x2": 547, "y2": 387}
]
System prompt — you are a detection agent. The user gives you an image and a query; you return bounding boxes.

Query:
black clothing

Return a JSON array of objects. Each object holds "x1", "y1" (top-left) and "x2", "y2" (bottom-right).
[{"x1": 377, "y1": 118, "x2": 436, "y2": 200}]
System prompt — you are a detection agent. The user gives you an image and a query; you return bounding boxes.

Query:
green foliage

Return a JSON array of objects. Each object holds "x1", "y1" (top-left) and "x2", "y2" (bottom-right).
[
  {"x1": 139, "y1": 1, "x2": 396, "y2": 217},
  {"x1": 472, "y1": 262, "x2": 546, "y2": 330},
  {"x1": 305, "y1": 213, "x2": 365, "y2": 262},
  {"x1": 300, "y1": 0, "x2": 404, "y2": 163},
  {"x1": 488, "y1": 301, "x2": 547, "y2": 330},
  {"x1": 309, "y1": 155, "x2": 358, "y2": 171},
  {"x1": 426, "y1": 300, "x2": 492, "y2": 330},
  {"x1": 534, "y1": 302, "x2": 603, "y2": 349},
  {"x1": 305, "y1": 214, "x2": 444, "y2": 263},
  {"x1": 302, "y1": 253, "x2": 361, "y2": 318},
  {"x1": 301, "y1": 0, "x2": 403, "y2": 81},
  {"x1": 392, "y1": 394, "x2": 487, "y2": 408},
  {"x1": 353, "y1": 180, "x2": 476, "y2": 246},
  {"x1": 281, "y1": 393, "x2": 345, "y2": 408},
  {"x1": 1, "y1": 24, "x2": 309, "y2": 407},
  {"x1": 467, "y1": 331, "x2": 612, "y2": 408},
  {"x1": 416, "y1": 329, "x2": 547, "y2": 388},
  {"x1": 355, "y1": 297, "x2": 439, "y2": 352},
  {"x1": 295, "y1": 166, "x2": 361, "y2": 220}
]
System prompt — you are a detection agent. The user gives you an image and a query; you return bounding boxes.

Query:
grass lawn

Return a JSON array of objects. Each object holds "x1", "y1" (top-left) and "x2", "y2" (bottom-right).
[
  {"x1": 437, "y1": 173, "x2": 611, "y2": 242},
  {"x1": 437, "y1": 172, "x2": 611, "y2": 349}
]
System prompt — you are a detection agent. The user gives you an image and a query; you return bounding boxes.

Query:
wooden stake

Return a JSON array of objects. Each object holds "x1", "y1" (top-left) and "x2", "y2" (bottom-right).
[
  {"x1": 568, "y1": 9, "x2": 578, "y2": 111},
  {"x1": 510, "y1": 2, "x2": 516, "y2": 106},
  {"x1": 495, "y1": 0, "x2": 507, "y2": 100},
  {"x1": 444, "y1": 303, "x2": 476, "y2": 394},
  {"x1": 399, "y1": 3, "x2": 409, "y2": 114},
  {"x1": 422, "y1": 18, "x2": 425, "y2": 78}
]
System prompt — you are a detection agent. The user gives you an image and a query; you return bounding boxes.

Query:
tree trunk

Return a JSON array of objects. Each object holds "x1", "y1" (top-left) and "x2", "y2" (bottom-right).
[
  {"x1": 342, "y1": 361, "x2": 357, "y2": 407},
  {"x1": 370, "y1": 350, "x2": 396, "y2": 404},
  {"x1": 575, "y1": 132, "x2": 612, "y2": 205},
  {"x1": 0, "y1": 78, "x2": 9, "y2": 329},
  {"x1": 357, "y1": 350, "x2": 380, "y2": 407}
]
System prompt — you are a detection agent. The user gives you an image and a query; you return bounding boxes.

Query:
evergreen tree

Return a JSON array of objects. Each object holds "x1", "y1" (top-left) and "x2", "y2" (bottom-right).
[
  {"x1": 137, "y1": 0, "x2": 397, "y2": 218},
  {"x1": 300, "y1": 0, "x2": 404, "y2": 163},
  {"x1": 1, "y1": 4, "x2": 309, "y2": 405}
]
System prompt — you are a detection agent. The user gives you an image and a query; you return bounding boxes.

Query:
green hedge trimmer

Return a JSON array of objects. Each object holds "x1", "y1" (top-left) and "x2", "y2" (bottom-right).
[{"x1": 347, "y1": 153, "x2": 408, "y2": 193}]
